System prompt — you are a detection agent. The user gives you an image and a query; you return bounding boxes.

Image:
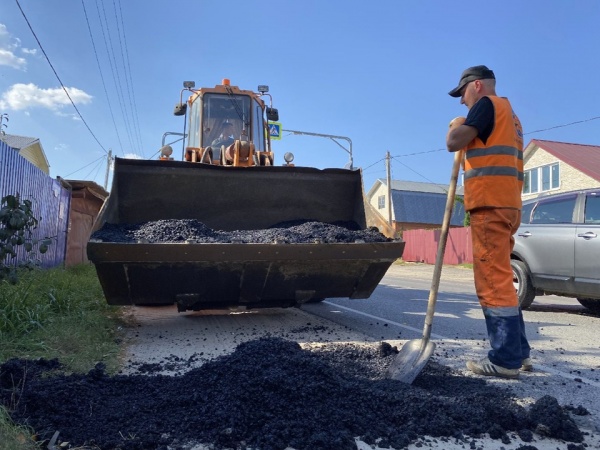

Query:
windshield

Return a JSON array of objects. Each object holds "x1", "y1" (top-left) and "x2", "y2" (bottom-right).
[
  {"x1": 200, "y1": 93, "x2": 251, "y2": 147},
  {"x1": 187, "y1": 92, "x2": 267, "y2": 152}
]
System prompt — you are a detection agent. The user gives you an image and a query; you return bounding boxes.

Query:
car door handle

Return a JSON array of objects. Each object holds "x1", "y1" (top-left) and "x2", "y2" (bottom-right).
[
  {"x1": 577, "y1": 231, "x2": 598, "y2": 239},
  {"x1": 518, "y1": 231, "x2": 532, "y2": 237}
]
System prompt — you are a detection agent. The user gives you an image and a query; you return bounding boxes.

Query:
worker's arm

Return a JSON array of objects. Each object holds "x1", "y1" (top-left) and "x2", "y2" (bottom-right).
[{"x1": 446, "y1": 116, "x2": 478, "y2": 152}]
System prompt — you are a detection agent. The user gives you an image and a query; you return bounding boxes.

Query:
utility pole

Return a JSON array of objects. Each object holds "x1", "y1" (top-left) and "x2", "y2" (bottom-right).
[
  {"x1": 104, "y1": 149, "x2": 113, "y2": 190},
  {"x1": 386, "y1": 151, "x2": 393, "y2": 226}
]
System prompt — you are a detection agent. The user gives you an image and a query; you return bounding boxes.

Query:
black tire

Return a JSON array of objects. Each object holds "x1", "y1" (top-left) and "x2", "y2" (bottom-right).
[
  {"x1": 577, "y1": 298, "x2": 600, "y2": 313},
  {"x1": 511, "y1": 259, "x2": 536, "y2": 309}
]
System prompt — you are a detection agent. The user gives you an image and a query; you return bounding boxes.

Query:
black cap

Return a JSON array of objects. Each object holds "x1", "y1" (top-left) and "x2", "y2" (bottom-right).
[{"x1": 448, "y1": 65, "x2": 495, "y2": 97}]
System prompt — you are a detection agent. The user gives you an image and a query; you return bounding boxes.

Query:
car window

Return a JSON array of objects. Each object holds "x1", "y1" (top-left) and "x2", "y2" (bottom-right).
[
  {"x1": 584, "y1": 192, "x2": 600, "y2": 224},
  {"x1": 521, "y1": 202, "x2": 536, "y2": 224},
  {"x1": 531, "y1": 195, "x2": 576, "y2": 224}
]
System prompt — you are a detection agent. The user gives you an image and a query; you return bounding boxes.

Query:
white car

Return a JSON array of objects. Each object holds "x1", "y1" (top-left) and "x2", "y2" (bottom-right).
[{"x1": 511, "y1": 188, "x2": 600, "y2": 312}]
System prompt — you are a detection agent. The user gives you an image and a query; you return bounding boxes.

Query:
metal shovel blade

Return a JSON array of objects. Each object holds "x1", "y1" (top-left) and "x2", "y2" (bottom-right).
[{"x1": 387, "y1": 339, "x2": 436, "y2": 383}]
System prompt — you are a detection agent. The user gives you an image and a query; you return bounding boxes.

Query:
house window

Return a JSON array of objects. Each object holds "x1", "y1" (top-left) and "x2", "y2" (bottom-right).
[
  {"x1": 523, "y1": 162, "x2": 559, "y2": 194},
  {"x1": 378, "y1": 195, "x2": 385, "y2": 209}
]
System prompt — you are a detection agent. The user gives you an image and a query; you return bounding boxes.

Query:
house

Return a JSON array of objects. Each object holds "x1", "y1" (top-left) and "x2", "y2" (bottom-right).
[
  {"x1": 0, "y1": 133, "x2": 50, "y2": 174},
  {"x1": 62, "y1": 179, "x2": 109, "y2": 267},
  {"x1": 366, "y1": 179, "x2": 465, "y2": 235},
  {"x1": 522, "y1": 139, "x2": 600, "y2": 201}
]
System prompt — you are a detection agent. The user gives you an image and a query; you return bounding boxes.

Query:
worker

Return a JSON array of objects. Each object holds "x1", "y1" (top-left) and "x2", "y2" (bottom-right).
[
  {"x1": 212, "y1": 121, "x2": 235, "y2": 148},
  {"x1": 446, "y1": 65, "x2": 531, "y2": 379}
]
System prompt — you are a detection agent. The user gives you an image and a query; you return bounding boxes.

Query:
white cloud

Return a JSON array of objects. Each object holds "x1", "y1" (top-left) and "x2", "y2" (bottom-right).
[
  {"x1": 0, "y1": 48, "x2": 26, "y2": 69},
  {"x1": 0, "y1": 83, "x2": 93, "y2": 112},
  {"x1": 0, "y1": 23, "x2": 28, "y2": 70}
]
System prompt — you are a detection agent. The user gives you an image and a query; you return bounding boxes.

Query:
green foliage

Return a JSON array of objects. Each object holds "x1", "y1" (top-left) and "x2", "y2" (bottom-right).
[
  {"x1": 0, "y1": 264, "x2": 123, "y2": 373},
  {"x1": 454, "y1": 195, "x2": 470, "y2": 226},
  {"x1": 0, "y1": 406, "x2": 39, "y2": 450},
  {"x1": 0, "y1": 194, "x2": 53, "y2": 283},
  {"x1": 0, "y1": 264, "x2": 124, "y2": 447}
]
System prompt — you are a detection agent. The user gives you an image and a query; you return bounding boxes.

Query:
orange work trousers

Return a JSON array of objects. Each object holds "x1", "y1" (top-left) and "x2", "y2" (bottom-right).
[
  {"x1": 470, "y1": 207, "x2": 521, "y2": 309},
  {"x1": 470, "y1": 207, "x2": 530, "y2": 369}
]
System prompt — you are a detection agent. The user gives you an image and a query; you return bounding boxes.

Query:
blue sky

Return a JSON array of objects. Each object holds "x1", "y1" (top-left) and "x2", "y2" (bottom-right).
[{"x1": 1, "y1": 0, "x2": 599, "y2": 192}]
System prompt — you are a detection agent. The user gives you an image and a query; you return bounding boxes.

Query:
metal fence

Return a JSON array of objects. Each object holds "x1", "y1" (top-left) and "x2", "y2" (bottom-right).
[
  {"x1": 0, "y1": 139, "x2": 70, "y2": 268},
  {"x1": 402, "y1": 227, "x2": 473, "y2": 265}
]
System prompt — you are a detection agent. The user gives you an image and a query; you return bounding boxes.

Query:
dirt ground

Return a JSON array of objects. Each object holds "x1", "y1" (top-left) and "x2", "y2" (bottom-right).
[{"x1": 0, "y1": 337, "x2": 593, "y2": 450}]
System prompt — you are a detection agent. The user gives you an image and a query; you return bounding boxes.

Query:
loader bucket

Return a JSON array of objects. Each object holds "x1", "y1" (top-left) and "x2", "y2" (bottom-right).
[{"x1": 88, "y1": 157, "x2": 405, "y2": 310}]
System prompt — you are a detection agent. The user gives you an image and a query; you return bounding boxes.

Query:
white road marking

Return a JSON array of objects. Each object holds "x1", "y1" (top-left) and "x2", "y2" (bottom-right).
[{"x1": 324, "y1": 301, "x2": 600, "y2": 388}]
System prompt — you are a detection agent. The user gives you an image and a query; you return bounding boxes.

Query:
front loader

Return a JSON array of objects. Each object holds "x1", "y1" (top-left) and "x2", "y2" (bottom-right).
[{"x1": 87, "y1": 79, "x2": 405, "y2": 311}]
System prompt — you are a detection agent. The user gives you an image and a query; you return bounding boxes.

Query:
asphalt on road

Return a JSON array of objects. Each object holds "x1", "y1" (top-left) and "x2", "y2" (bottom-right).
[{"x1": 2, "y1": 262, "x2": 599, "y2": 450}]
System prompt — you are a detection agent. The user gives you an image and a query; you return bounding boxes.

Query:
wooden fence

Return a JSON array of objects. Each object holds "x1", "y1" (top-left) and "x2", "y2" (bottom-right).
[
  {"x1": 402, "y1": 227, "x2": 473, "y2": 264},
  {"x1": 1, "y1": 140, "x2": 70, "y2": 268}
]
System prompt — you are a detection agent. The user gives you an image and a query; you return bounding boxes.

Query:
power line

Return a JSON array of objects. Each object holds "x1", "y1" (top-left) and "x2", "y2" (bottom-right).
[
  {"x1": 95, "y1": 0, "x2": 138, "y2": 155},
  {"x1": 524, "y1": 116, "x2": 600, "y2": 135},
  {"x1": 14, "y1": 0, "x2": 108, "y2": 154},
  {"x1": 64, "y1": 154, "x2": 106, "y2": 178},
  {"x1": 390, "y1": 156, "x2": 440, "y2": 185},
  {"x1": 81, "y1": 0, "x2": 125, "y2": 157},
  {"x1": 113, "y1": 0, "x2": 144, "y2": 157},
  {"x1": 363, "y1": 114, "x2": 600, "y2": 172}
]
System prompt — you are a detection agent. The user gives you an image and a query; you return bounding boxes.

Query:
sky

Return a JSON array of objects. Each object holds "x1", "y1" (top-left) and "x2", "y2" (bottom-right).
[{"x1": 1, "y1": 0, "x2": 600, "y2": 193}]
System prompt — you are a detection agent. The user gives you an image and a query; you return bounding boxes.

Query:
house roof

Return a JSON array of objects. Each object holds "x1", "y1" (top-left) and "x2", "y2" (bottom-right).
[
  {"x1": 366, "y1": 179, "x2": 465, "y2": 226},
  {"x1": 525, "y1": 139, "x2": 600, "y2": 182},
  {"x1": 1, "y1": 133, "x2": 39, "y2": 149},
  {"x1": 64, "y1": 179, "x2": 109, "y2": 201},
  {"x1": 0, "y1": 133, "x2": 50, "y2": 174},
  {"x1": 391, "y1": 190, "x2": 465, "y2": 226},
  {"x1": 368, "y1": 178, "x2": 464, "y2": 197}
]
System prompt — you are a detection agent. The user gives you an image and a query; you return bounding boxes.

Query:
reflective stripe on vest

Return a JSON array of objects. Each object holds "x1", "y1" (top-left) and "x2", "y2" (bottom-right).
[{"x1": 463, "y1": 96, "x2": 524, "y2": 211}]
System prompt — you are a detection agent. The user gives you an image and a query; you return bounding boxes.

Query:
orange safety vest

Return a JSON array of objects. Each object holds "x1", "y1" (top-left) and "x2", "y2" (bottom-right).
[{"x1": 463, "y1": 96, "x2": 524, "y2": 211}]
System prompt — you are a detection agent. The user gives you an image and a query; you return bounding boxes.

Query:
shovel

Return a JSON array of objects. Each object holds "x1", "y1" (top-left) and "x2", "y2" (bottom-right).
[{"x1": 387, "y1": 150, "x2": 463, "y2": 383}]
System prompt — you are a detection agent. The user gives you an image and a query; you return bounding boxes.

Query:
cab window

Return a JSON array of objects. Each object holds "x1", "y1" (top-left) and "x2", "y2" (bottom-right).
[
  {"x1": 201, "y1": 93, "x2": 251, "y2": 147},
  {"x1": 584, "y1": 192, "x2": 600, "y2": 224},
  {"x1": 531, "y1": 195, "x2": 577, "y2": 224}
]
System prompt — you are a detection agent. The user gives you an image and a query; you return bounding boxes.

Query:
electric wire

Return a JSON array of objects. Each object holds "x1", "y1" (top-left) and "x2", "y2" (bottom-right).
[
  {"x1": 363, "y1": 115, "x2": 600, "y2": 181},
  {"x1": 14, "y1": 0, "x2": 108, "y2": 155},
  {"x1": 84, "y1": 155, "x2": 107, "y2": 182},
  {"x1": 112, "y1": 0, "x2": 144, "y2": 156},
  {"x1": 95, "y1": 0, "x2": 137, "y2": 155},
  {"x1": 64, "y1": 154, "x2": 107, "y2": 178},
  {"x1": 81, "y1": 0, "x2": 125, "y2": 157}
]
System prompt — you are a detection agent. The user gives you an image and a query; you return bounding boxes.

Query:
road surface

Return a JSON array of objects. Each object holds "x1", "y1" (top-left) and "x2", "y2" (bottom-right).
[{"x1": 120, "y1": 262, "x2": 600, "y2": 450}]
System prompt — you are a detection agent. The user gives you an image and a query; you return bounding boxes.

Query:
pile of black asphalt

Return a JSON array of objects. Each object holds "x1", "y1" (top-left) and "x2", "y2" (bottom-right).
[
  {"x1": 0, "y1": 338, "x2": 590, "y2": 450},
  {"x1": 90, "y1": 219, "x2": 392, "y2": 244}
]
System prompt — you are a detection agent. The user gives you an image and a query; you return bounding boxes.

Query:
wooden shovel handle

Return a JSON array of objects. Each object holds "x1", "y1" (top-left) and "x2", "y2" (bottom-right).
[{"x1": 422, "y1": 150, "x2": 463, "y2": 341}]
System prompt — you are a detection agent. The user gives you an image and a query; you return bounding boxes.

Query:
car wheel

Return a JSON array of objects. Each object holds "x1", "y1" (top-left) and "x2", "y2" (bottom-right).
[
  {"x1": 576, "y1": 298, "x2": 600, "y2": 313},
  {"x1": 511, "y1": 259, "x2": 536, "y2": 309}
]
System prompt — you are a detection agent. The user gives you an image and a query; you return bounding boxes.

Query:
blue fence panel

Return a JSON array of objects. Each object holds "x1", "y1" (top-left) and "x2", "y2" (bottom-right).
[{"x1": 0, "y1": 139, "x2": 70, "y2": 268}]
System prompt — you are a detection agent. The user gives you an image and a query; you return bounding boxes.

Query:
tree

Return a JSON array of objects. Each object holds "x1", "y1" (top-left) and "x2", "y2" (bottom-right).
[{"x1": 0, "y1": 194, "x2": 52, "y2": 283}]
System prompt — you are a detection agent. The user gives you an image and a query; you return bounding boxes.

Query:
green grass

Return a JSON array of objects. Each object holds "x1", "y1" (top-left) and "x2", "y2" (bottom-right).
[
  {"x1": 0, "y1": 264, "x2": 125, "y2": 449},
  {"x1": 0, "y1": 407, "x2": 38, "y2": 450},
  {"x1": 0, "y1": 264, "x2": 123, "y2": 372}
]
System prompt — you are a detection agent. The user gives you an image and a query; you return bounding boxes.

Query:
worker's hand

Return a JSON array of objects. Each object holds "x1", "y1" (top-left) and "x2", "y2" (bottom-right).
[{"x1": 448, "y1": 116, "x2": 466, "y2": 129}]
